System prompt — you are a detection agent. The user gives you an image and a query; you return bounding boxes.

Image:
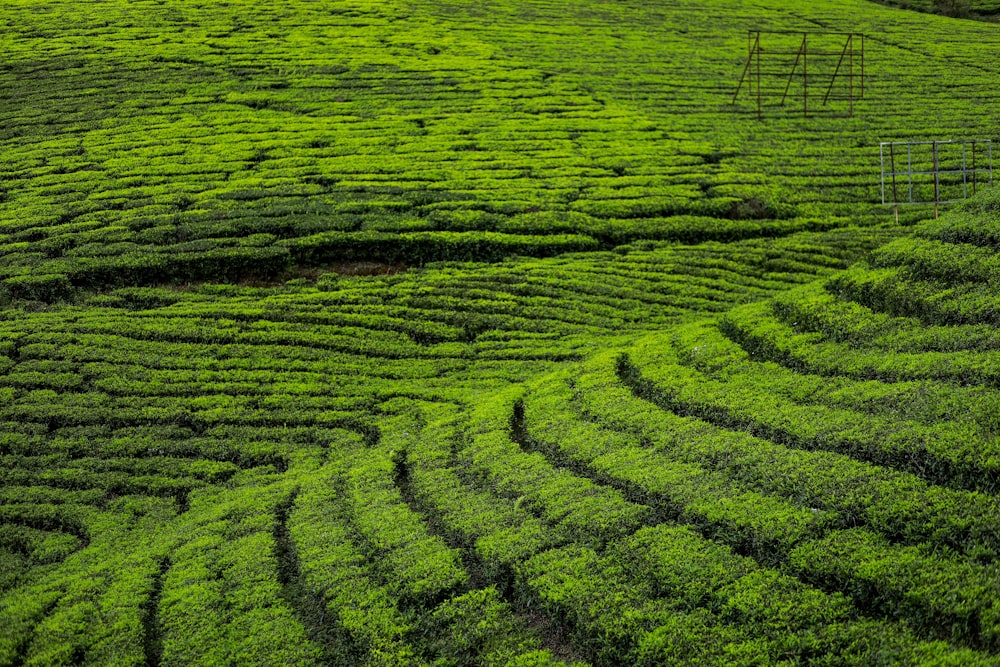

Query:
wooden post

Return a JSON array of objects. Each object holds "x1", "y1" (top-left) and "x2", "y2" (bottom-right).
[
  {"x1": 747, "y1": 30, "x2": 752, "y2": 100},
  {"x1": 962, "y1": 142, "x2": 968, "y2": 201},
  {"x1": 972, "y1": 141, "x2": 978, "y2": 195},
  {"x1": 822, "y1": 35, "x2": 851, "y2": 107},
  {"x1": 756, "y1": 33, "x2": 761, "y2": 120},
  {"x1": 732, "y1": 32, "x2": 756, "y2": 107},
  {"x1": 802, "y1": 34, "x2": 808, "y2": 117},
  {"x1": 860, "y1": 34, "x2": 865, "y2": 99},
  {"x1": 889, "y1": 142, "x2": 900, "y2": 223},
  {"x1": 736, "y1": 31, "x2": 866, "y2": 120},
  {"x1": 849, "y1": 35, "x2": 854, "y2": 117},
  {"x1": 933, "y1": 141, "x2": 939, "y2": 219},
  {"x1": 781, "y1": 38, "x2": 806, "y2": 106}
]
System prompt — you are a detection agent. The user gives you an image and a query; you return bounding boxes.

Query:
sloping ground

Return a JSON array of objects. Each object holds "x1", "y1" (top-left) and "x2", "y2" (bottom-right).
[
  {"x1": 578, "y1": 190, "x2": 1000, "y2": 662},
  {"x1": 2, "y1": 0, "x2": 1000, "y2": 664},
  {"x1": 1, "y1": 0, "x2": 999, "y2": 296},
  {"x1": 4, "y1": 207, "x2": 999, "y2": 664},
  {"x1": 0, "y1": 228, "x2": 886, "y2": 666},
  {"x1": 1, "y1": 209, "x2": 988, "y2": 665},
  {"x1": 410, "y1": 0, "x2": 1000, "y2": 211}
]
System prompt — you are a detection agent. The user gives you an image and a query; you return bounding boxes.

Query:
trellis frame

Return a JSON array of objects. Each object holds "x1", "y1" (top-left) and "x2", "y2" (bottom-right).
[
  {"x1": 732, "y1": 30, "x2": 865, "y2": 119},
  {"x1": 880, "y1": 139, "x2": 993, "y2": 220}
]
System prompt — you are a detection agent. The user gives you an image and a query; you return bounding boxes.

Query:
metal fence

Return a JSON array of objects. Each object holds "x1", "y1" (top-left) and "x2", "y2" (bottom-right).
[
  {"x1": 880, "y1": 139, "x2": 993, "y2": 218},
  {"x1": 732, "y1": 31, "x2": 865, "y2": 119}
]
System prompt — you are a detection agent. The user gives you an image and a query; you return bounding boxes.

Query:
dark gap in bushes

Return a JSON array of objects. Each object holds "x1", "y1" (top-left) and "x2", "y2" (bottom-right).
[
  {"x1": 511, "y1": 399, "x2": 683, "y2": 548},
  {"x1": 0, "y1": 218, "x2": 845, "y2": 306},
  {"x1": 1, "y1": 512, "x2": 90, "y2": 549},
  {"x1": 246, "y1": 149, "x2": 270, "y2": 170},
  {"x1": 615, "y1": 352, "x2": 997, "y2": 495},
  {"x1": 609, "y1": 357, "x2": 999, "y2": 651},
  {"x1": 7, "y1": 595, "x2": 60, "y2": 666},
  {"x1": 512, "y1": 396, "x2": 805, "y2": 565},
  {"x1": 140, "y1": 555, "x2": 169, "y2": 667},
  {"x1": 391, "y1": 445, "x2": 488, "y2": 590},
  {"x1": 273, "y1": 490, "x2": 354, "y2": 666},
  {"x1": 391, "y1": 436, "x2": 584, "y2": 663},
  {"x1": 358, "y1": 422, "x2": 381, "y2": 449},
  {"x1": 716, "y1": 316, "x2": 813, "y2": 374},
  {"x1": 727, "y1": 197, "x2": 780, "y2": 221},
  {"x1": 173, "y1": 490, "x2": 190, "y2": 515}
]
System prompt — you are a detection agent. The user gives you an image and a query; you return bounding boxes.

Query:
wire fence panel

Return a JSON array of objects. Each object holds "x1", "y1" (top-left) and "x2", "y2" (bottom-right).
[
  {"x1": 733, "y1": 31, "x2": 864, "y2": 119},
  {"x1": 880, "y1": 140, "x2": 993, "y2": 214}
]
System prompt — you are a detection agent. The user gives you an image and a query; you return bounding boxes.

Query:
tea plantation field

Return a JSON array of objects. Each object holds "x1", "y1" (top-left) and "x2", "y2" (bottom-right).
[
  {"x1": 872, "y1": 0, "x2": 1000, "y2": 18},
  {"x1": 1, "y1": 0, "x2": 999, "y2": 665}
]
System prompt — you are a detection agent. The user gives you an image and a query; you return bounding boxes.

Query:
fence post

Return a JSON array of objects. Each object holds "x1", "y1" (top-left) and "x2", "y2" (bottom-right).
[
  {"x1": 823, "y1": 36, "x2": 851, "y2": 106},
  {"x1": 849, "y1": 35, "x2": 854, "y2": 117},
  {"x1": 747, "y1": 30, "x2": 752, "y2": 101},
  {"x1": 756, "y1": 33, "x2": 761, "y2": 120},
  {"x1": 907, "y1": 143, "x2": 913, "y2": 205},
  {"x1": 972, "y1": 141, "x2": 978, "y2": 195},
  {"x1": 738, "y1": 31, "x2": 863, "y2": 119},
  {"x1": 962, "y1": 142, "x2": 968, "y2": 201},
  {"x1": 933, "y1": 141, "x2": 939, "y2": 219},
  {"x1": 880, "y1": 140, "x2": 991, "y2": 218},
  {"x1": 860, "y1": 34, "x2": 865, "y2": 99},
  {"x1": 889, "y1": 142, "x2": 900, "y2": 223},
  {"x1": 880, "y1": 143, "x2": 885, "y2": 206},
  {"x1": 802, "y1": 33, "x2": 808, "y2": 117}
]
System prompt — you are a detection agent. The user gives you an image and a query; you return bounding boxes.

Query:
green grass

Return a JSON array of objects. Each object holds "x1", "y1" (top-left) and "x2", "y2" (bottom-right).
[{"x1": 2, "y1": 0, "x2": 1000, "y2": 664}]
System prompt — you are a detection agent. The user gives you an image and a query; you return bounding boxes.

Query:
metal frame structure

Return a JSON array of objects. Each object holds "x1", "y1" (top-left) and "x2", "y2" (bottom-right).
[
  {"x1": 732, "y1": 30, "x2": 865, "y2": 119},
  {"x1": 880, "y1": 139, "x2": 993, "y2": 220}
]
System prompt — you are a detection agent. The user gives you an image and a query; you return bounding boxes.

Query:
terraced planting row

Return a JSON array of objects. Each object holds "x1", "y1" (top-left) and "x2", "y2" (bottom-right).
[
  {"x1": 0, "y1": 0, "x2": 821, "y2": 299},
  {"x1": 390, "y1": 334, "x2": 1000, "y2": 661},
  {"x1": 384, "y1": 203, "x2": 1000, "y2": 662},
  {"x1": 412, "y1": 0, "x2": 1000, "y2": 218},
  {"x1": 2, "y1": 0, "x2": 999, "y2": 300},
  {"x1": 586, "y1": 193, "x2": 1000, "y2": 660},
  {"x1": 0, "y1": 229, "x2": 881, "y2": 665},
  {"x1": 370, "y1": 372, "x2": 998, "y2": 665},
  {"x1": 1, "y1": 210, "x2": 996, "y2": 662},
  {"x1": 4, "y1": 0, "x2": 1000, "y2": 663}
]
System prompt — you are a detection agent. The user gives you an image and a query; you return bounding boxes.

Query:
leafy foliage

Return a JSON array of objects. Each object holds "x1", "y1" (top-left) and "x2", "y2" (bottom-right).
[{"x1": 3, "y1": 0, "x2": 1000, "y2": 664}]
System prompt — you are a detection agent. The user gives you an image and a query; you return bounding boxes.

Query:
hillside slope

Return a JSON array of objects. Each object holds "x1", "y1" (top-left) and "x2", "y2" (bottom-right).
[
  {"x1": 2, "y1": 0, "x2": 1000, "y2": 665},
  {"x1": 1, "y1": 0, "x2": 999, "y2": 297},
  {"x1": 6, "y1": 196, "x2": 998, "y2": 666}
]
